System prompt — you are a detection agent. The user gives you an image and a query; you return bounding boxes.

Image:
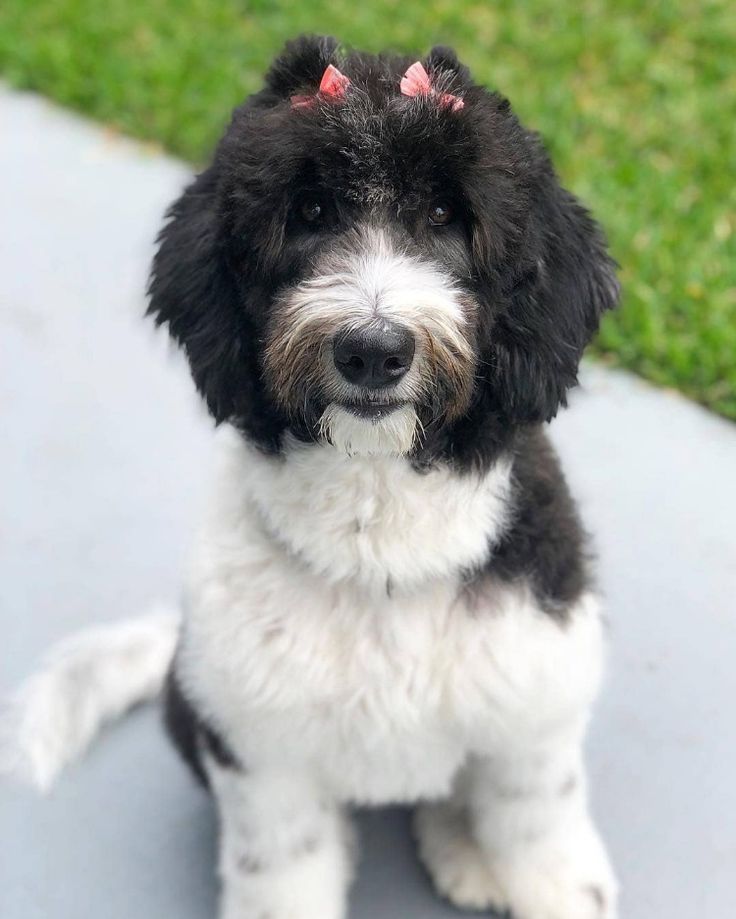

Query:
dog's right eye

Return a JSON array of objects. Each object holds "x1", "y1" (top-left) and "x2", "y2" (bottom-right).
[{"x1": 299, "y1": 198, "x2": 325, "y2": 225}]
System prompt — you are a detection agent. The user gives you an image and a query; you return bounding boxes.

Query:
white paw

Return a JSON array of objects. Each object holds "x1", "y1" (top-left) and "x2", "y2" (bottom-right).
[
  {"x1": 414, "y1": 803, "x2": 617, "y2": 919},
  {"x1": 415, "y1": 802, "x2": 506, "y2": 911}
]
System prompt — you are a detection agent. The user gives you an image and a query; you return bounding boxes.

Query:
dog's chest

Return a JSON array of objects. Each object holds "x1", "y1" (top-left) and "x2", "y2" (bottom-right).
[
  {"x1": 181, "y1": 432, "x2": 596, "y2": 801},
  {"x1": 184, "y1": 568, "x2": 492, "y2": 801},
  {"x1": 218, "y1": 432, "x2": 514, "y2": 590}
]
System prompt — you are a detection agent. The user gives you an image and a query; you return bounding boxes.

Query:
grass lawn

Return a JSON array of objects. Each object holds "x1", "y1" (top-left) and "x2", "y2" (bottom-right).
[{"x1": 1, "y1": 0, "x2": 734, "y2": 418}]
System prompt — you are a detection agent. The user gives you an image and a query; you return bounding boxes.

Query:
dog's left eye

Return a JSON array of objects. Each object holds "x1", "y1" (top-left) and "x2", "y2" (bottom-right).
[{"x1": 428, "y1": 202, "x2": 454, "y2": 227}]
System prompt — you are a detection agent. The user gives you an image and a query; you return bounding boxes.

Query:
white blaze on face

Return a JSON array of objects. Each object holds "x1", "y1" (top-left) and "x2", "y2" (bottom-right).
[{"x1": 267, "y1": 226, "x2": 476, "y2": 457}]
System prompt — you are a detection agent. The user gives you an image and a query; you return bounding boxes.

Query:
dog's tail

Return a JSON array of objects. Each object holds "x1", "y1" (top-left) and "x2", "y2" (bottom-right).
[{"x1": 0, "y1": 607, "x2": 179, "y2": 792}]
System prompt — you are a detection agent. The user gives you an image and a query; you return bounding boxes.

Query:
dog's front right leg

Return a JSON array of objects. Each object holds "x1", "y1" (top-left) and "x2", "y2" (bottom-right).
[{"x1": 207, "y1": 760, "x2": 353, "y2": 919}]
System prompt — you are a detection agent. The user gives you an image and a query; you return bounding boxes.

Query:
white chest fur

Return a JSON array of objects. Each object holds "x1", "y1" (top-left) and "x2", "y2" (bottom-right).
[
  {"x1": 223, "y1": 430, "x2": 514, "y2": 592},
  {"x1": 180, "y1": 428, "x2": 603, "y2": 804}
]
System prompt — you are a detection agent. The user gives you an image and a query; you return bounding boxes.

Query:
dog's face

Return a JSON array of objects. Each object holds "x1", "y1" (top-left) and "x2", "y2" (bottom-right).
[{"x1": 149, "y1": 36, "x2": 619, "y2": 468}]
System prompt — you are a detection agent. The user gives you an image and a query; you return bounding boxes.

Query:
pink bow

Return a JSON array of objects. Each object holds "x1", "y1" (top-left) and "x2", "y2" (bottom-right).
[
  {"x1": 400, "y1": 61, "x2": 464, "y2": 112},
  {"x1": 291, "y1": 64, "x2": 351, "y2": 109}
]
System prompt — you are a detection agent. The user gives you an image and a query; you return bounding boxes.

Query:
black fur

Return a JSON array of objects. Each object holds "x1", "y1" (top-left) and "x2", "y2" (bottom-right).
[
  {"x1": 147, "y1": 35, "x2": 619, "y2": 472},
  {"x1": 164, "y1": 668, "x2": 241, "y2": 787},
  {"x1": 481, "y1": 428, "x2": 593, "y2": 616}
]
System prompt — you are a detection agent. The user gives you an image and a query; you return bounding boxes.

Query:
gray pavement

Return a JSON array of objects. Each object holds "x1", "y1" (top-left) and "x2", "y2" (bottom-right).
[{"x1": 1, "y1": 86, "x2": 735, "y2": 918}]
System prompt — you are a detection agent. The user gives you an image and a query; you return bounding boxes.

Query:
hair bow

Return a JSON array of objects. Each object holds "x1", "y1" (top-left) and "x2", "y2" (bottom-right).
[
  {"x1": 291, "y1": 64, "x2": 351, "y2": 109},
  {"x1": 400, "y1": 61, "x2": 464, "y2": 112}
]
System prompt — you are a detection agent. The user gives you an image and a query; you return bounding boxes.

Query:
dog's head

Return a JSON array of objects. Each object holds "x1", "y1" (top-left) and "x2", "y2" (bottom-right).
[{"x1": 149, "y1": 36, "x2": 619, "y2": 467}]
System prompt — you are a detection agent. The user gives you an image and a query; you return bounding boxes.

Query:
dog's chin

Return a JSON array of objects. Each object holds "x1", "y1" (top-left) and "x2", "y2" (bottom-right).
[{"x1": 319, "y1": 402, "x2": 419, "y2": 457}]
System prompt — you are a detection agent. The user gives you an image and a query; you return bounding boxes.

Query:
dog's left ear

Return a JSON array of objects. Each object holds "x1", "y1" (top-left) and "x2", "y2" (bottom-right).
[{"x1": 487, "y1": 173, "x2": 620, "y2": 424}]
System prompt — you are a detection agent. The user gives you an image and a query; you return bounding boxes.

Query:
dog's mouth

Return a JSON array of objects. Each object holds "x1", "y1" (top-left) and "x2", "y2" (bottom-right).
[{"x1": 340, "y1": 400, "x2": 407, "y2": 420}]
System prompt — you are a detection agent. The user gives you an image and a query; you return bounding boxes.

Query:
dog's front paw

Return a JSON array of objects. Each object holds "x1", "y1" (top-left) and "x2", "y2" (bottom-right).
[
  {"x1": 415, "y1": 802, "x2": 506, "y2": 911},
  {"x1": 415, "y1": 803, "x2": 617, "y2": 919},
  {"x1": 483, "y1": 836, "x2": 617, "y2": 919}
]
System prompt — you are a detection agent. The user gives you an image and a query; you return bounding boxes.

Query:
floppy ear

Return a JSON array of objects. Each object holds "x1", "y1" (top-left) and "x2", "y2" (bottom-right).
[
  {"x1": 147, "y1": 168, "x2": 267, "y2": 433},
  {"x1": 488, "y1": 176, "x2": 620, "y2": 423}
]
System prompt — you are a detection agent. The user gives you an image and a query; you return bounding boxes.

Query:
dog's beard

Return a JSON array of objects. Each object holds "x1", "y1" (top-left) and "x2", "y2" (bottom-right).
[{"x1": 319, "y1": 403, "x2": 419, "y2": 457}]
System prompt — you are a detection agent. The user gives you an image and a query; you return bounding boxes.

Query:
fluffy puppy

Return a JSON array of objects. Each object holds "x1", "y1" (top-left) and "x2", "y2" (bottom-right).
[{"x1": 3, "y1": 35, "x2": 621, "y2": 919}]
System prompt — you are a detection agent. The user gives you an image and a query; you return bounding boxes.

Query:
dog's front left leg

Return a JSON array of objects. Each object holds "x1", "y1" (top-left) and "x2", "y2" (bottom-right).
[
  {"x1": 416, "y1": 724, "x2": 617, "y2": 919},
  {"x1": 208, "y1": 761, "x2": 353, "y2": 919}
]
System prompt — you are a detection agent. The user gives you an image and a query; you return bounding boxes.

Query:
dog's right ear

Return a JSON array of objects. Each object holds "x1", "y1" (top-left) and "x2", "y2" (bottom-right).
[
  {"x1": 264, "y1": 34, "x2": 340, "y2": 99},
  {"x1": 147, "y1": 168, "x2": 260, "y2": 428},
  {"x1": 425, "y1": 45, "x2": 471, "y2": 83}
]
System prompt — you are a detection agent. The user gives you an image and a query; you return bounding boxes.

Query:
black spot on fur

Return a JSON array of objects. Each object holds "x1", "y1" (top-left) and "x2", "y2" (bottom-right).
[
  {"x1": 163, "y1": 668, "x2": 241, "y2": 787},
  {"x1": 475, "y1": 428, "x2": 593, "y2": 616},
  {"x1": 237, "y1": 852, "x2": 264, "y2": 874},
  {"x1": 298, "y1": 835, "x2": 322, "y2": 856},
  {"x1": 585, "y1": 884, "x2": 607, "y2": 913}
]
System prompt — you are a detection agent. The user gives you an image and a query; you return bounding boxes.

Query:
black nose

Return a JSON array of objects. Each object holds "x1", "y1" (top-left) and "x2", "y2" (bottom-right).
[{"x1": 333, "y1": 324, "x2": 415, "y2": 387}]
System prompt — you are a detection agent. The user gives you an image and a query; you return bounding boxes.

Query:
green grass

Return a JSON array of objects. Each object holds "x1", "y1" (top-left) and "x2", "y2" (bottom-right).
[{"x1": 1, "y1": 0, "x2": 734, "y2": 418}]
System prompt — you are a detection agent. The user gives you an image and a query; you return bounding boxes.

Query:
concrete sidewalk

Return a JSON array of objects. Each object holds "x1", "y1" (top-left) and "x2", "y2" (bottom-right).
[{"x1": 1, "y1": 86, "x2": 735, "y2": 919}]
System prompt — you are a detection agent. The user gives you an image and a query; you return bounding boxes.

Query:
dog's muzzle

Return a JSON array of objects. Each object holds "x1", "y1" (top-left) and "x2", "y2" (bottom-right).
[{"x1": 264, "y1": 226, "x2": 477, "y2": 456}]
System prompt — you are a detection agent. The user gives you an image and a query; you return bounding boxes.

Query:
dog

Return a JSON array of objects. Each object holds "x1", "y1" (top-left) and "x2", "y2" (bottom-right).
[{"x1": 2, "y1": 35, "x2": 621, "y2": 919}]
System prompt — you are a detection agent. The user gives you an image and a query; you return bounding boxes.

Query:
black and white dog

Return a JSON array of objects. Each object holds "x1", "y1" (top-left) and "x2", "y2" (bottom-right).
[{"x1": 3, "y1": 36, "x2": 621, "y2": 919}]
